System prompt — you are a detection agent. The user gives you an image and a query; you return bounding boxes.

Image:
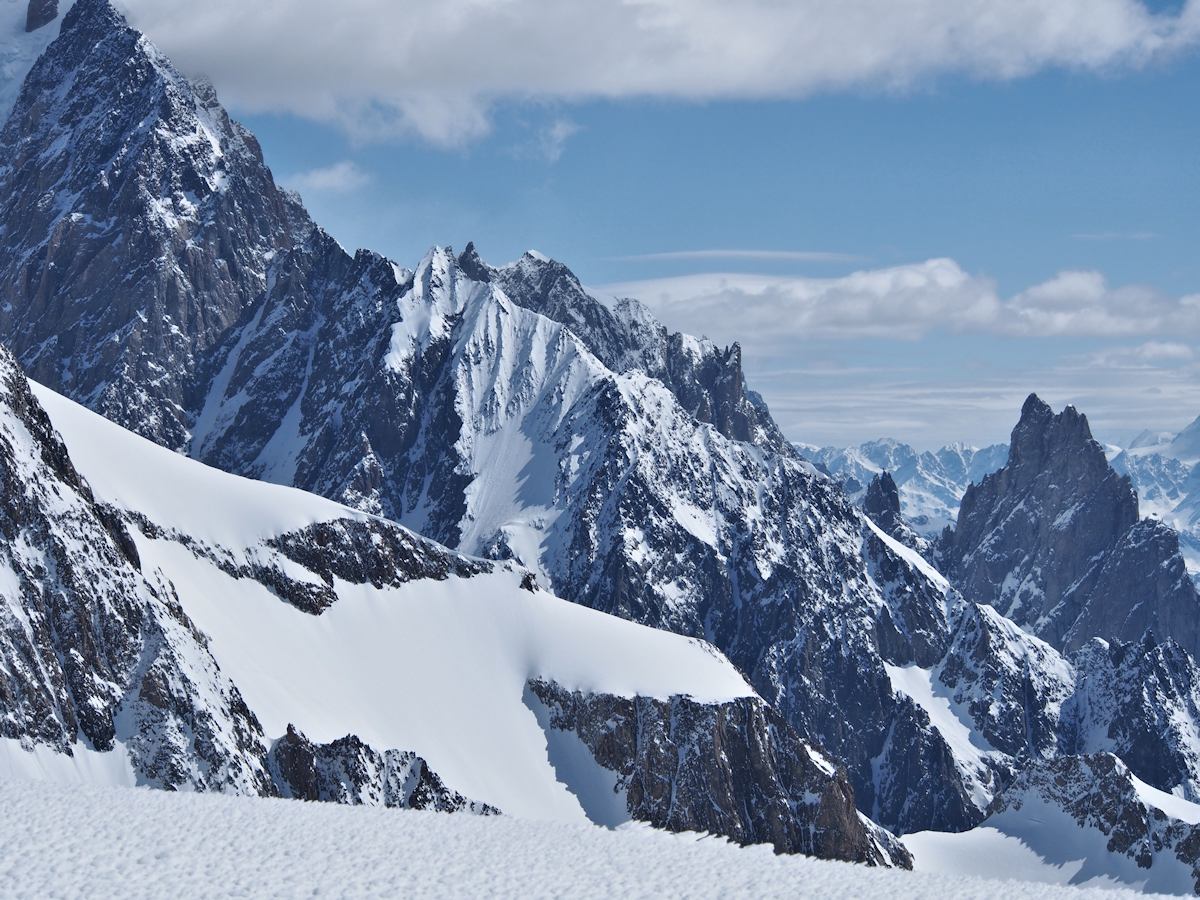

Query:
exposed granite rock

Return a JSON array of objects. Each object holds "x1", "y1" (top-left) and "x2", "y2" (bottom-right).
[
  {"x1": 526, "y1": 679, "x2": 911, "y2": 867},
  {"x1": 1064, "y1": 635, "x2": 1200, "y2": 802},
  {"x1": 863, "y1": 471, "x2": 929, "y2": 552},
  {"x1": 269, "y1": 725, "x2": 498, "y2": 814},
  {"x1": 25, "y1": 0, "x2": 58, "y2": 32},
  {"x1": 0, "y1": 0, "x2": 312, "y2": 448},
  {"x1": 938, "y1": 602, "x2": 1074, "y2": 760},
  {"x1": 0, "y1": 344, "x2": 274, "y2": 792}
]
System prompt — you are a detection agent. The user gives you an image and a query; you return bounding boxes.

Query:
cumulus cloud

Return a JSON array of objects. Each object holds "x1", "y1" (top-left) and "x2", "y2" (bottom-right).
[
  {"x1": 282, "y1": 161, "x2": 371, "y2": 195},
  {"x1": 595, "y1": 263, "x2": 1200, "y2": 351},
  {"x1": 115, "y1": 0, "x2": 1200, "y2": 146}
]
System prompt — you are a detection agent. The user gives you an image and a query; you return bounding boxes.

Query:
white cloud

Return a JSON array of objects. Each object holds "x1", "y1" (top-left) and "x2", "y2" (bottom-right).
[
  {"x1": 282, "y1": 161, "x2": 371, "y2": 195},
  {"x1": 116, "y1": 0, "x2": 1200, "y2": 146},
  {"x1": 596, "y1": 263, "x2": 1200, "y2": 352}
]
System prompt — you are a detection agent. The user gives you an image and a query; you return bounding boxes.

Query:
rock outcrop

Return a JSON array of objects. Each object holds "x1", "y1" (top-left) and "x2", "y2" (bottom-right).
[
  {"x1": 25, "y1": 0, "x2": 58, "y2": 32},
  {"x1": 526, "y1": 679, "x2": 911, "y2": 867}
]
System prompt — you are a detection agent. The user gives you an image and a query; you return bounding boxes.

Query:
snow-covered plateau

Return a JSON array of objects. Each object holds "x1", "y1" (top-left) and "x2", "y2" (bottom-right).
[{"x1": 0, "y1": 775, "x2": 1162, "y2": 900}]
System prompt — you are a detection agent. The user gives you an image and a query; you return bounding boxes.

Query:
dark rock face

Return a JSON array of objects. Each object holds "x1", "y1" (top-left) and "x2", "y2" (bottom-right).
[
  {"x1": 526, "y1": 679, "x2": 911, "y2": 867},
  {"x1": 870, "y1": 696, "x2": 986, "y2": 834},
  {"x1": 0, "y1": 0, "x2": 312, "y2": 449},
  {"x1": 864, "y1": 471, "x2": 902, "y2": 528},
  {"x1": 25, "y1": 0, "x2": 58, "y2": 32},
  {"x1": 988, "y1": 753, "x2": 1200, "y2": 893},
  {"x1": 941, "y1": 394, "x2": 1200, "y2": 655},
  {"x1": 863, "y1": 472, "x2": 928, "y2": 552},
  {"x1": 269, "y1": 725, "x2": 498, "y2": 814}
]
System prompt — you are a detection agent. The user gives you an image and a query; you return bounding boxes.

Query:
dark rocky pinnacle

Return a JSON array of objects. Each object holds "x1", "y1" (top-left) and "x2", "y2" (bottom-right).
[{"x1": 25, "y1": 0, "x2": 59, "y2": 32}]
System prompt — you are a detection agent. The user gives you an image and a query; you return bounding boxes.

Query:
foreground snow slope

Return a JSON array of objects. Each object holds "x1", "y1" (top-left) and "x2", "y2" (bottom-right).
[
  {"x1": 30, "y1": 382, "x2": 754, "y2": 820},
  {"x1": 0, "y1": 777, "x2": 1154, "y2": 900}
]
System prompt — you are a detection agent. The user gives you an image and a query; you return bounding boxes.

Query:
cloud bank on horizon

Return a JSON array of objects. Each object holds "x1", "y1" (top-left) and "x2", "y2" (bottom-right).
[
  {"x1": 596, "y1": 263, "x2": 1200, "y2": 350},
  {"x1": 116, "y1": 0, "x2": 1200, "y2": 147},
  {"x1": 595, "y1": 261, "x2": 1200, "y2": 447}
]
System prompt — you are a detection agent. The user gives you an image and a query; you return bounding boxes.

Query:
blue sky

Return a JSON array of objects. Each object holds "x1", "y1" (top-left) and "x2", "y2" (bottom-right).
[
  {"x1": 248, "y1": 63, "x2": 1199, "y2": 299},
  {"x1": 112, "y1": 0, "x2": 1200, "y2": 447}
]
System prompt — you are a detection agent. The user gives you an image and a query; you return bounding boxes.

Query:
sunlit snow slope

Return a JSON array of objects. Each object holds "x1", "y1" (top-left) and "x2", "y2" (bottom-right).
[{"x1": 30, "y1": 382, "x2": 754, "y2": 821}]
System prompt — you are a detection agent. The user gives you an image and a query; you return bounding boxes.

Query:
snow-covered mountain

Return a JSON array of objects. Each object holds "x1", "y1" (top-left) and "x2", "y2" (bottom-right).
[
  {"x1": 7, "y1": 1, "x2": 1200, "y2": 891},
  {"x1": 804, "y1": 440, "x2": 1009, "y2": 535},
  {"x1": 1125, "y1": 416, "x2": 1200, "y2": 467},
  {"x1": 0, "y1": 0, "x2": 1012, "y2": 839},
  {"x1": 0, "y1": 0, "x2": 69, "y2": 119},
  {"x1": 0, "y1": 0, "x2": 313, "y2": 450},
  {"x1": 1, "y1": 342, "x2": 906, "y2": 863}
]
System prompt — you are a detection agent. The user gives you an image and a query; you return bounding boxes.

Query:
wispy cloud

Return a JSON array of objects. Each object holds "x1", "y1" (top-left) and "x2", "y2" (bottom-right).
[
  {"x1": 613, "y1": 249, "x2": 863, "y2": 264},
  {"x1": 282, "y1": 161, "x2": 371, "y2": 195},
  {"x1": 536, "y1": 119, "x2": 580, "y2": 163},
  {"x1": 121, "y1": 0, "x2": 1200, "y2": 147}
]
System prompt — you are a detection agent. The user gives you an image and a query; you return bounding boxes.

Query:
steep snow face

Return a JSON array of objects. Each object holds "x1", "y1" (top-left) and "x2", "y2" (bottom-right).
[
  {"x1": 483, "y1": 248, "x2": 793, "y2": 455},
  {"x1": 0, "y1": 345, "x2": 276, "y2": 794},
  {"x1": 0, "y1": 0, "x2": 71, "y2": 119},
  {"x1": 906, "y1": 754, "x2": 1200, "y2": 896},
  {"x1": 0, "y1": 0, "x2": 311, "y2": 449},
  {"x1": 807, "y1": 440, "x2": 1008, "y2": 535}
]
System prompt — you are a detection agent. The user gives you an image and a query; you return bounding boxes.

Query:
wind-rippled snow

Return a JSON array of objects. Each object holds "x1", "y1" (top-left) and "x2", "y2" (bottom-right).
[{"x1": 0, "y1": 777, "x2": 1157, "y2": 900}]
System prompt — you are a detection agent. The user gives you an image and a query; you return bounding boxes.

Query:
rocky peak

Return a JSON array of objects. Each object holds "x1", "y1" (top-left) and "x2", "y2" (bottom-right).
[
  {"x1": 25, "y1": 0, "x2": 58, "y2": 32},
  {"x1": 0, "y1": 0, "x2": 311, "y2": 448},
  {"x1": 488, "y1": 247, "x2": 792, "y2": 453},
  {"x1": 941, "y1": 396, "x2": 1145, "y2": 648},
  {"x1": 1007, "y1": 393, "x2": 1110, "y2": 483},
  {"x1": 864, "y1": 472, "x2": 902, "y2": 528},
  {"x1": 455, "y1": 241, "x2": 492, "y2": 283}
]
